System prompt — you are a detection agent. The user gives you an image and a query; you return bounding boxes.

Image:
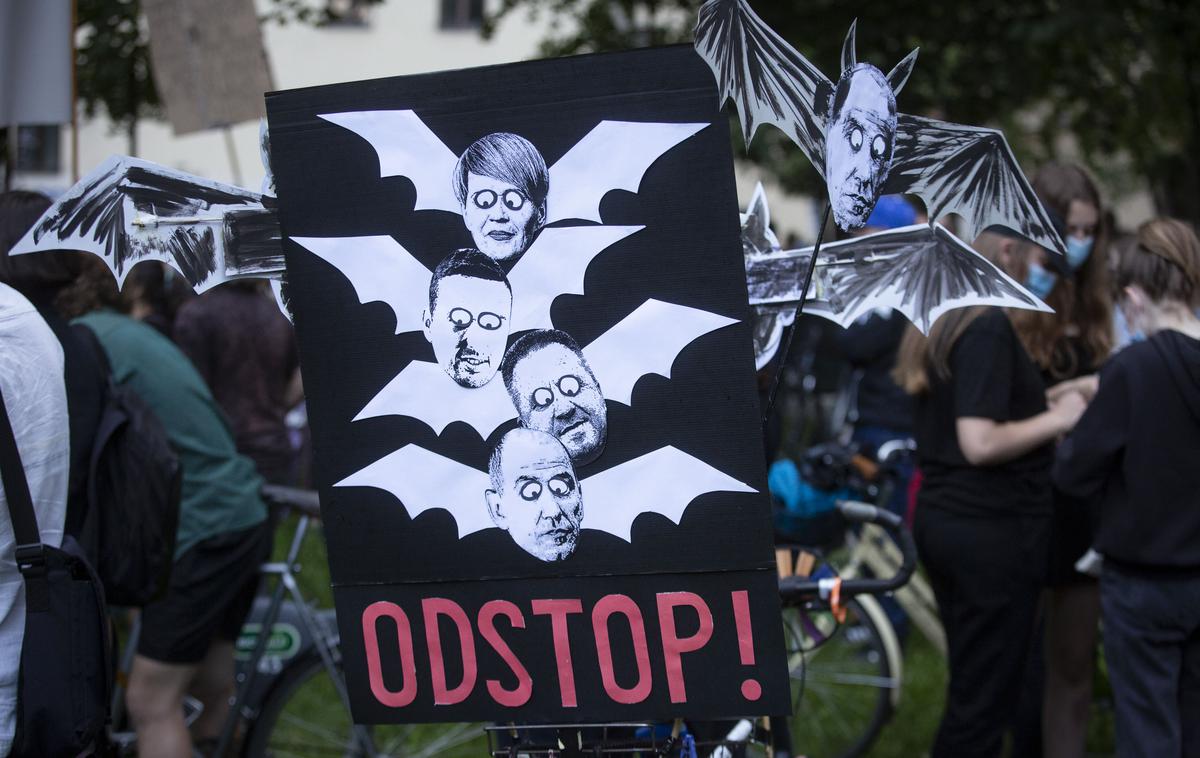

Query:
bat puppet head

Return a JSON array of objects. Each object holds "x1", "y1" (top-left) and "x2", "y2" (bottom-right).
[
  {"x1": 501, "y1": 329, "x2": 608, "y2": 465},
  {"x1": 486, "y1": 428, "x2": 584, "y2": 562},
  {"x1": 453, "y1": 132, "x2": 549, "y2": 262},
  {"x1": 822, "y1": 23, "x2": 917, "y2": 232},
  {"x1": 423, "y1": 248, "x2": 513, "y2": 388}
]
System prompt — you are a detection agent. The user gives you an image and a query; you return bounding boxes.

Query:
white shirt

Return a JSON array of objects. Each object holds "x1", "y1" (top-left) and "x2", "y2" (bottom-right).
[{"x1": 0, "y1": 284, "x2": 68, "y2": 756}]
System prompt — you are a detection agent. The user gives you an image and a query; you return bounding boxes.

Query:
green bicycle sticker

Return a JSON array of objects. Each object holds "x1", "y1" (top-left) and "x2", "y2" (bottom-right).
[{"x1": 235, "y1": 622, "x2": 302, "y2": 661}]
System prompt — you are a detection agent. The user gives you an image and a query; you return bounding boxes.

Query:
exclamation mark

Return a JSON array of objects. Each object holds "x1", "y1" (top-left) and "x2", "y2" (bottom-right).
[{"x1": 731, "y1": 590, "x2": 761, "y2": 701}]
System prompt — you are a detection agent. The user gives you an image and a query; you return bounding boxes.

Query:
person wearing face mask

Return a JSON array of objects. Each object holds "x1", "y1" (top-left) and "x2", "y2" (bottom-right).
[
  {"x1": 893, "y1": 229, "x2": 1088, "y2": 757},
  {"x1": 1053, "y1": 218, "x2": 1200, "y2": 758},
  {"x1": 1006, "y1": 163, "x2": 1114, "y2": 758}
]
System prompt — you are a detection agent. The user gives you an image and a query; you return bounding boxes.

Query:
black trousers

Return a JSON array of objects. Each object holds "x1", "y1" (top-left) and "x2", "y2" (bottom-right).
[
  {"x1": 914, "y1": 505, "x2": 1049, "y2": 758},
  {"x1": 1101, "y1": 563, "x2": 1200, "y2": 758}
]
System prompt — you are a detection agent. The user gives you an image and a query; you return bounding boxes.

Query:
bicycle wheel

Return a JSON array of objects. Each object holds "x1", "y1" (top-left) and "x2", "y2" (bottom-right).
[
  {"x1": 783, "y1": 596, "x2": 898, "y2": 758},
  {"x1": 243, "y1": 648, "x2": 486, "y2": 758}
]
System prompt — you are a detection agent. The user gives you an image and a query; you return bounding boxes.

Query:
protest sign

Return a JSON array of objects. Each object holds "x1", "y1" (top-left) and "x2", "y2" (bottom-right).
[{"x1": 266, "y1": 45, "x2": 790, "y2": 723}]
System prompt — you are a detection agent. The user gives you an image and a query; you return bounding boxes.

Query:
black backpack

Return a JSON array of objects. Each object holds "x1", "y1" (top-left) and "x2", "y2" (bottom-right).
[
  {"x1": 0, "y1": 382, "x2": 111, "y2": 757},
  {"x1": 74, "y1": 324, "x2": 183, "y2": 607}
]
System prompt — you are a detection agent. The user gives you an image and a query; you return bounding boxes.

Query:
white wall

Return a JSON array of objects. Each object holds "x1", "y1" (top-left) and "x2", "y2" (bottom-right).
[{"x1": 18, "y1": 0, "x2": 555, "y2": 194}]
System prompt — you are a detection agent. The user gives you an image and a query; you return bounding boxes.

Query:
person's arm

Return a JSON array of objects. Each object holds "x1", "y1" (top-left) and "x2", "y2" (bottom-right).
[
  {"x1": 957, "y1": 393, "x2": 1085, "y2": 466},
  {"x1": 949, "y1": 310, "x2": 1084, "y2": 467},
  {"x1": 1046, "y1": 374, "x2": 1098, "y2": 405},
  {"x1": 1053, "y1": 364, "x2": 1130, "y2": 500}
]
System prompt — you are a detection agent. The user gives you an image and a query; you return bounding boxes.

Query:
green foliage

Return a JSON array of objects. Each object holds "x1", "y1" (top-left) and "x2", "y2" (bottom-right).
[
  {"x1": 485, "y1": 0, "x2": 1200, "y2": 223},
  {"x1": 75, "y1": 0, "x2": 159, "y2": 130},
  {"x1": 73, "y1": 0, "x2": 385, "y2": 141}
]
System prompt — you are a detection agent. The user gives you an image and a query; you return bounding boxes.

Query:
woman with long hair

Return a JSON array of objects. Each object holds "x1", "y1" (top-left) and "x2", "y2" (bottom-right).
[
  {"x1": 894, "y1": 229, "x2": 1088, "y2": 757},
  {"x1": 1015, "y1": 162, "x2": 1114, "y2": 758}
]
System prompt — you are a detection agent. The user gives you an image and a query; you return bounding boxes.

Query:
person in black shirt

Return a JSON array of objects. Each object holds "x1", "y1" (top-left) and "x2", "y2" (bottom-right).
[
  {"x1": 1054, "y1": 218, "x2": 1200, "y2": 758},
  {"x1": 893, "y1": 228, "x2": 1088, "y2": 757}
]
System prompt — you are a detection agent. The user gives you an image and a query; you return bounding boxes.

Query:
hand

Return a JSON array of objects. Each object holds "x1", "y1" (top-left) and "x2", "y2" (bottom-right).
[
  {"x1": 1046, "y1": 375, "x2": 1099, "y2": 404},
  {"x1": 1049, "y1": 390, "x2": 1088, "y2": 434}
]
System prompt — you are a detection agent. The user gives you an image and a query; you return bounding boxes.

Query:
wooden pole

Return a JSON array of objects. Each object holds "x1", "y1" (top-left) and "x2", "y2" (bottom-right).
[{"x1": 70, "y1": 0, "x2": 78, "y2": 182}]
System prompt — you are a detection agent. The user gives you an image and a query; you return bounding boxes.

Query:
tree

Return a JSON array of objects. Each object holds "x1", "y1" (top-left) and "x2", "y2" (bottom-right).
[
  {"x1": 73, "y1": 0, "x2": 385, "y2": 155},
  {"x1": 485, "y1": 0, "x2": 1200, "y2": 226}
]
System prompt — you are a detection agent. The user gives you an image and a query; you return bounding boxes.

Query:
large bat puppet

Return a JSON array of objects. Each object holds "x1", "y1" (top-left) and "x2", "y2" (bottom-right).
[
  {"x1": 741, "y1": 184, "x2": 1051, "y2": 343},
  {"x1": 338, "y1": 442, "x2": 755, "y2": 544},
  {"x1": 695, "y1": 0, "x2": 1066, "y2": 255},
  {"x1": 9, "y1": 156, "x2": 283, "y2": 291},
  {"x1": 356, "y1": 298, "x2": 738, "y2": 438}
]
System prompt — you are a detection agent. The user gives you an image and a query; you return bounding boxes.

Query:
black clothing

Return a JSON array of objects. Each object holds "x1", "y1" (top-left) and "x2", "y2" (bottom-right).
[
  {"x1": 24, "y1": 294, "x2": 106, "y2": 539},
  {"x1": 1101, "y1": 563, "x2": 1200, "y2": 758},
  {"x1": 1044, "y1": 336, "x2": 1102, "y2": 587},
  {"x1": 836, "y1": 311, "x2": 913, "y2": 432},
  {"x1": 137, "y1": 521, "x2": 271, "y2": 664},
  {"x1": 1054, "y1": 329, "x2": 1200, "y2": 570},
  {"x1": 915, "y1": 309, "x2": 1054, "y2": 518},
  {"x1": 914, "y1": 506, "x2": 1050, "y2": 757}
]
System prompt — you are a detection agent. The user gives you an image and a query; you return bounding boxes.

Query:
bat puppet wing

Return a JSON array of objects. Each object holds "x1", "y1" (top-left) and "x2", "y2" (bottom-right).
[
  {"x1": 884, "y1": 116, "x2": 1066, "y2": 254},
  {"x1": 695, "y1": 0, "x2": 830, "y2": 169},
  {"x1": 10, "y1": 155, "x2": 283, "y2": 291},
  {"x1": 582, "y1": 447, "x2": 756, "y2": 542}
]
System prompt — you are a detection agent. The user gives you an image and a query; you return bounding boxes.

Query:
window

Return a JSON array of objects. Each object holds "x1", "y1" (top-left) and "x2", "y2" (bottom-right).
[
  {"x1": 439, "y1": 0, "x2": 484, "y2": 30},
  {"x1": 14, "y1": 126, "x2": 61, "y2": 174}
]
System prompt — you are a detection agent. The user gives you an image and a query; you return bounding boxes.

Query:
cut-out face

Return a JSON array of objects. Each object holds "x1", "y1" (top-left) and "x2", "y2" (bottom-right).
[
  {"x1": 486, "y1": 429, "x2": 583, "y2": 562},
  {"x1": 824, "y1": 66, "x2": 897, "y2": 232},
  {"x1": 507, "y1": 342, "x2": 607, "y2": 465},
  {"x1": 423, "y1": 273, "x2": 512, "y2": 387},
  {"x1": 463, "y1": 172, "x2": 543, "y2": 262}
]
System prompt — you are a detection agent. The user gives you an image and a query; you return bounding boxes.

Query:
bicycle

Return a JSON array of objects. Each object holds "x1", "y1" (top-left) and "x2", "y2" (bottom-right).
[
  {"x1": 478, "y1": 500, "x2": 918, "y2": 758},
  {"x1": 108, "y1": 483, "x2": 488, "y2": 757}
]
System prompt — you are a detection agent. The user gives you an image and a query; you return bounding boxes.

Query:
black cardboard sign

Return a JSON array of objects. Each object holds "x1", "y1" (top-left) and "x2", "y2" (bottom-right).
[{"x1": 266, "y1": 45, "x2": 789, "y2": 723}]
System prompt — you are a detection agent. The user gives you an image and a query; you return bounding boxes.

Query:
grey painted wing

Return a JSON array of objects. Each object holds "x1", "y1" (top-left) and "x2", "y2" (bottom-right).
[
  {"x1": 747, "y1": 224, "x2": 1052, "y2": 334},
  {"x1": 885, "y1": 114, "x2": 1067, "y2": 256},
  {"x1": 10, "y1": 155, "x2": 282, "y2": 291},
  {"x1": 694, "y1": 0, "x2": 830, "y2": 172}
]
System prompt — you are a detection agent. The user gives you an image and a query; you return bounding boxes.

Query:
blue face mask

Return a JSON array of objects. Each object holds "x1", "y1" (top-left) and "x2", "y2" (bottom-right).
[
  {"x1": 1066, "y1": 235, "x2": 1094, "y2": 271},
  {"x1": 1024, "y1": 261, "x2": 1057, "y2": 300}
]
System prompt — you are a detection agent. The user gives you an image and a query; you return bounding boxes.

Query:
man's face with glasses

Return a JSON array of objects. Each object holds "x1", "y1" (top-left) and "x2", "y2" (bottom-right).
[
  {"x1": 508, "y1": 342, "x2": 608, "y2": 464},
  {"x1": 463, "y1": 172, "x2": 544, "y2": 262},
  {"x1": 423, "y1": 273, "x2": 512, "y2": 388}
]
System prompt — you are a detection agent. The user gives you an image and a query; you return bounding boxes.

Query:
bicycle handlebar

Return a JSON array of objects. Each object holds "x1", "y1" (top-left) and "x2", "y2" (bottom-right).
[
  {"x1": 778, "y1": 499, "x2": 916, "y2": 604},
  {"x1": 261, "y1": 483, "x2": 322, "y2": 519}
]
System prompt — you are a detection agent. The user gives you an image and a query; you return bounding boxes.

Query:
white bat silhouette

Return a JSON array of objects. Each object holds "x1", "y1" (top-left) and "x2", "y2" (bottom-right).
[
  {"x1": 336, "y1": 443, "x2": 756, "y2": 541},
  {"x1": 319, "y1": 111, "x2": 709, "y2": 224},
  {"x1": 355, "y1": 298, "x2": 739, "y2": 437},
  {"x1": 292, "y1": 226, "x2": 643, "y2": 336}
]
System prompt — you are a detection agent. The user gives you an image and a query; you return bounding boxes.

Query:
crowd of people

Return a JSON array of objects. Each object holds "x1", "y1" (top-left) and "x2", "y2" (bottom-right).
[
  {"x1": 1, "y1": 153, "x2": 1199, "y2": 757},
  {"x1": 792, "y1": 163, "x2": 1199, "y2": 757},
  {"x1": 0, "y1": 190, "x2": 301, "y2": 757}
]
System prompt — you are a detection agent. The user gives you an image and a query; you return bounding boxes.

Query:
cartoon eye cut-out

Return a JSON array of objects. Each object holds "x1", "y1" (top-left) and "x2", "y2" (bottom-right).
[
  {"x1": 471, "y1": 189, "x2": 499, "y2": 209},
  {"x1": 448, "y1": 307, "x2": 473, "y2": 327},
  {"x1": 531, "y1": 387, "x2": 554, "y2": 409},
  {"x1": 476, "y1": 312, "x2": 504, "y2": 330},
  {"x1": 519, "y1": 480, "x2": 542, "y2": 501},
  {"x1": 849, "y1": 127, "x2": 863, "y2": 150},
  {"x1": 871, "y1": 135, "x2": 886, "y2": 160},
  {"x1": 547, "y1": 474, "x2": 575, "y2": 496},
  {"x1": 501, "y1": 189, "x2": 528, "y2": 211},
  {"x1": 557, "y1": 375, "x2": 581, "y2": 397}
]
